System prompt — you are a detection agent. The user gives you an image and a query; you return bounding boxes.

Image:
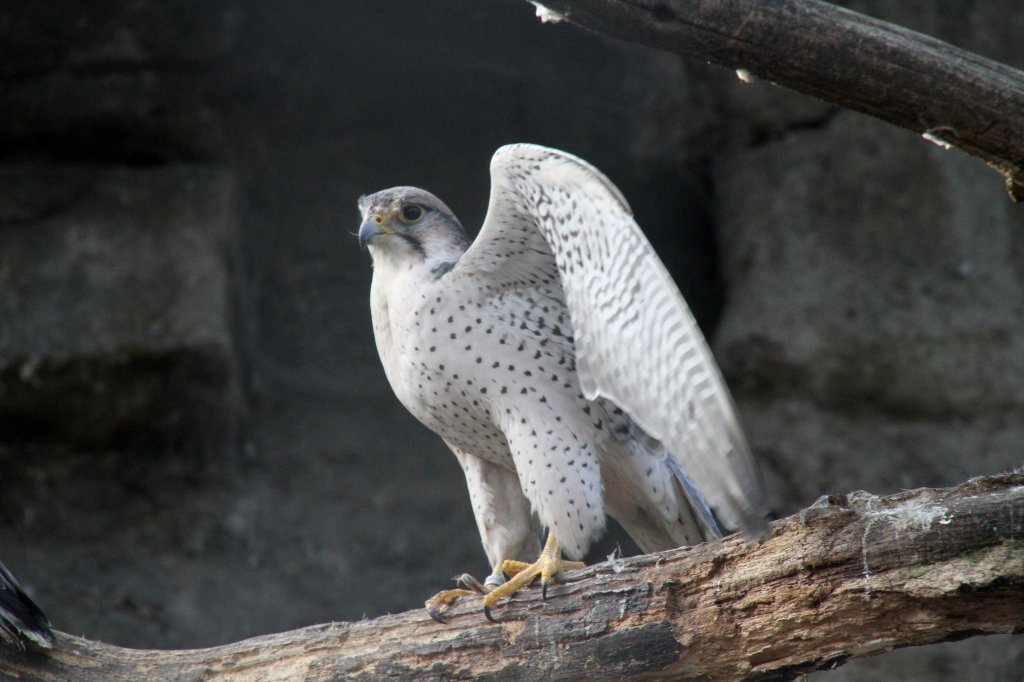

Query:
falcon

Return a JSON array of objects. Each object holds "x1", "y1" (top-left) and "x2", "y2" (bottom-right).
[{"x1": 357, "y1": 144, "x2": 768, "y2": 621}]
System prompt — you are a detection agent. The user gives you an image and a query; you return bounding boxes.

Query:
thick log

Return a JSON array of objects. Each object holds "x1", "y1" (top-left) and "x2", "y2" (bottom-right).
[
  {"x1": 1, "y1": 474, "x2": 1022, "y2": 680},
  {"x1": 531, "y1": 0, "x2": 1024, "y2": 201}
]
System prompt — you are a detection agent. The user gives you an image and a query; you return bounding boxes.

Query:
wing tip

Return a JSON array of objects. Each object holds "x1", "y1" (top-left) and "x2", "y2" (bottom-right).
[{"x1": 491, "y1": 143, "x2": 633, "y2": 216}]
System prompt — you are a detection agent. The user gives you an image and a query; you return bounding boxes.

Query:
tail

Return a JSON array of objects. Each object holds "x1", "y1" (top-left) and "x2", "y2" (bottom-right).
[
  {"x1": 0, "y1": 561, "x2": 54, "y2": 650},
  {"x1": 667, "y1": 457, "x2": 724, "y2": 539}
]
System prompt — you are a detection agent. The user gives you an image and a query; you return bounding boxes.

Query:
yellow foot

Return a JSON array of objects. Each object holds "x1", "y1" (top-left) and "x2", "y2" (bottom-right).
[
  {"x1": 482, "y1": 533, "x2": 585, "y2": 622},
  {"x1": 424, "y1": 573, "x2": 489, "y2": 623},
  {"x1": 499, "y1": 559, "x2": 532, "y2": 576}
]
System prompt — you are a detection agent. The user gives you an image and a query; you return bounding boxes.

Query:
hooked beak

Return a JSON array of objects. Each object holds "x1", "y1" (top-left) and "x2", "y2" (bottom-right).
[{"x1": 358, "y1": 215, "x2": 392, "y2": 249}]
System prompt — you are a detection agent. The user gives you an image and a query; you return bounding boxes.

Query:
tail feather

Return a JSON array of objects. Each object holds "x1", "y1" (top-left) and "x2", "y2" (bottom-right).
[{"x1": 667, "y1": 457, "x2": 724, "y2": 539}]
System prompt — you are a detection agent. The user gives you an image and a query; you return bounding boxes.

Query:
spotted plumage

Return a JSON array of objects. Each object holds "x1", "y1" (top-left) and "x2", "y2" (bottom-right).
[{"x1": 358, "y1": 144, "x2": 768, "y2": 598}]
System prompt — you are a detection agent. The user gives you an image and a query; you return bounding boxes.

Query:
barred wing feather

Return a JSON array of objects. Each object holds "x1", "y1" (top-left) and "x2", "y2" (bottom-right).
[{"x1": 459, "y1": 144, "x2": 768, "y2": 537}]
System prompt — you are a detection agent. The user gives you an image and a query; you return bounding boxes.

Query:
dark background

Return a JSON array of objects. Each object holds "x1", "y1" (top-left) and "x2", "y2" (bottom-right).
[{"x1": 1, "y1": 2, "x2": 1022, "y2": 679}]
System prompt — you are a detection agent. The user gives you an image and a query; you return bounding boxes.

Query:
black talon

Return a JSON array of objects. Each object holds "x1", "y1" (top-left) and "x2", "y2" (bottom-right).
[
  {"x1": 427, "y1": 606, "x2": 447, "y2": 624},
  {"x1": 484, "y1": 605, "x2": 498, "y2": 623},
  {"x1": 542, "y1": 580, "x2": 549, "y2": 600}
]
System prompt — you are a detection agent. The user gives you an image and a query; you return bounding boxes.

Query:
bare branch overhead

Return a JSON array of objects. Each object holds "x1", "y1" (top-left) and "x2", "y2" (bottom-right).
[{"x1": 533, "y1": 0, "x2": 1024, "y2": 201}]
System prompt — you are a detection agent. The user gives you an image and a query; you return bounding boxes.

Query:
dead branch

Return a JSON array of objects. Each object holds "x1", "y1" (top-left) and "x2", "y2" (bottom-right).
[
  {"x1": 532, "y1": 0, "x2": 1024, "y2": 201},
  {"x1": 1, "y1": 474, "x2": 1022, "y2": 680}
]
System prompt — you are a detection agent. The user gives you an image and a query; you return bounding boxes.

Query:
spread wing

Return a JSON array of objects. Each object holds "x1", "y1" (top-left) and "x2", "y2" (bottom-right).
[{"x1": 457, "y1": 143, "x2": 768, "y2": 537}]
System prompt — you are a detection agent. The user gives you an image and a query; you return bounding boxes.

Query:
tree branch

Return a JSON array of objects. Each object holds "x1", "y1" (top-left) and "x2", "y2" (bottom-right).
[
  {"x1": 2, "y1": 474, "x2": 1022, "y2": 680},
  {"x1": 532, "y1": 0, "x2": 1024, "y2": 201}
]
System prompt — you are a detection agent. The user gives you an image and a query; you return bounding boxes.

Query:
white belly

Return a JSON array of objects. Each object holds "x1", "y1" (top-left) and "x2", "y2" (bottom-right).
[{"x1": 370, "y1": 269, "x2": 515, "y2": 466}]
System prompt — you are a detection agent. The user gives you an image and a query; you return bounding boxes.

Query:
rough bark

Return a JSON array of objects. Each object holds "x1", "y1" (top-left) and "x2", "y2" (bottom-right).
[
  {"x1": 1, "y1": 474, "x2": 1022, "y2": 681},
  {"x1": 532, "y1": 0, "x2": 1024, "y2": 201}
]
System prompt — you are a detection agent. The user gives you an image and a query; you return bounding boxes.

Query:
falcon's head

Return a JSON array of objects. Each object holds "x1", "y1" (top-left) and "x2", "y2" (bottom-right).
[{"x1": 358, "y1": 187, "x2": 469, "y2": 269}]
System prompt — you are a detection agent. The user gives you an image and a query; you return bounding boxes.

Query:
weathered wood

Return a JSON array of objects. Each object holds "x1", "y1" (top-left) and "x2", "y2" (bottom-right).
[
  {"x1": 532, "y1": 0, "x2": 1024, "y2": 201},
  {"x1": 1, "y1": 474, "x2": 1022, "y2": 680}
]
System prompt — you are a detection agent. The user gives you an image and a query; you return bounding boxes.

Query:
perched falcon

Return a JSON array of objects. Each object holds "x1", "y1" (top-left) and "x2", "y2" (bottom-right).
[
  {"x1": 0, "y1": 560, "x2": 53, "y2": 650},
  {"x1": 358, "y1": 144, "x2": 768, "y2": 620}
]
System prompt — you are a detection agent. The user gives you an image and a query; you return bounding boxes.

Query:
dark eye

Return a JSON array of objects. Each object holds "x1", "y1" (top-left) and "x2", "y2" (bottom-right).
[{"x1": 399, "y1": 204, "x2": 424, "y2": 224}]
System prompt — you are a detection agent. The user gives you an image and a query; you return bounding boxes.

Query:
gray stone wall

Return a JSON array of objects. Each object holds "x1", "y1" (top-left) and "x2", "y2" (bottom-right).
[
  {"x1": 0, "y1": 1, "x2": 1020, "y2": 677},
  {"x1": 712, "y1": 4, "x2": 1024, "y2": 677}
]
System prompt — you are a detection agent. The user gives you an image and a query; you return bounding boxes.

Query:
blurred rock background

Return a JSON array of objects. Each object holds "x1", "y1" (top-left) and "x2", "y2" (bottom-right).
[{"x1": 0, "y1": 1, "x2": 1020, "y2": 678}]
